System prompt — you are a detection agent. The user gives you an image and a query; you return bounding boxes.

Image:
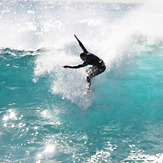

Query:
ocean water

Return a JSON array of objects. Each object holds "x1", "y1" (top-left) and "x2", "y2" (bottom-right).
[{"x1": 0, "y1": 0, "x2": 163, "y2": 162}]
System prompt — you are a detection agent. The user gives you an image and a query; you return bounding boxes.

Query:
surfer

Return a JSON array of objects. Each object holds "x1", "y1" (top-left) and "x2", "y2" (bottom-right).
[{"x1": 63, "y1": 34, "x2": 106, "y2": 89}]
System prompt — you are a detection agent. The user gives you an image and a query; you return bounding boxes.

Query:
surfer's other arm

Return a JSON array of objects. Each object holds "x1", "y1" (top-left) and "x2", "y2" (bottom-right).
[{"x1": 74, "y1": 34, "x2": 88, "y2": 53}]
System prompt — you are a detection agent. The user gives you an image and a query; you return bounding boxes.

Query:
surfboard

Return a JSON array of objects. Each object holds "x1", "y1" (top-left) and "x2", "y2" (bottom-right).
[{"x1": 77, "y1": 90, "x2": 92, "y2": 110}]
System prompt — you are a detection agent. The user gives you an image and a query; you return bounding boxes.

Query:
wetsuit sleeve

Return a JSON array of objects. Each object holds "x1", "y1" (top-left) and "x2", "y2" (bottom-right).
[
  {"x1": 74, "y1": 35, "x2": 89, "y2": 53},
  {"x1": 68, "y1": 61, "x2": 89, "y2": 69}
]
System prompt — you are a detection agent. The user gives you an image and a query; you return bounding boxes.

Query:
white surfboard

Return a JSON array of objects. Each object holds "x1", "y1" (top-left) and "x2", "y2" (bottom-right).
[{"x1": 77, "y1": 90, "x2": 93, "y2": 110}]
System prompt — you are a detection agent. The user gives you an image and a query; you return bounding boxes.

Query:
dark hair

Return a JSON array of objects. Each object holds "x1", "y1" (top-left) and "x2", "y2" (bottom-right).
[{"x1": 80, "y1": 52, "x2": 87, "y2": 58}]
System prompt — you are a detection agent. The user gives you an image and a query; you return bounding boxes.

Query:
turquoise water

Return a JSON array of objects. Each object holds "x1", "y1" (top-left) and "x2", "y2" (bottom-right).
[{"x1": 0, "y1": 1, "x2": 163, "y2": 162}]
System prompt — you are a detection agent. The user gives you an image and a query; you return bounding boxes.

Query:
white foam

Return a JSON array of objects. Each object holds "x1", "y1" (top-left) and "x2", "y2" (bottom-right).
[{"x1": 30, "y1": 1, "x2": 163, "y2": 106}]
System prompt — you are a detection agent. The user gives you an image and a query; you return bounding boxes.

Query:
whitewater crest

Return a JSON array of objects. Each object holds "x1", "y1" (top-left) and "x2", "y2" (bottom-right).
[
  {"x1": 30, "y1": 0, "x2": 163, "y2": 109},
  {"x1": 33, "y1": 47, "x2": 94, "y2": 109}
]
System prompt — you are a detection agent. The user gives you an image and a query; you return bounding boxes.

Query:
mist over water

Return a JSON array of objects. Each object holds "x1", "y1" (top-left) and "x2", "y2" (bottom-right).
[{"x1": 0, "y1": 0, "x2": 163, "y2": 162}]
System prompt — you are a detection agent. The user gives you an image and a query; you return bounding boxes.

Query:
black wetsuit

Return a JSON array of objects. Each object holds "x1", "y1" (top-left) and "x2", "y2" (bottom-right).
[
  {"x1": 70, "y1": 53, "x2": 106, "y2": 82},
  {"x1": 70, "y1": 35, "x2": 106, "y2": 87}
]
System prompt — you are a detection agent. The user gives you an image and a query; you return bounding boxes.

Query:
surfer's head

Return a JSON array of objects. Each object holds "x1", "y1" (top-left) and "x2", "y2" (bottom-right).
[{"x1": 80, "y1": 52, "x2": 87, "y2": 61}]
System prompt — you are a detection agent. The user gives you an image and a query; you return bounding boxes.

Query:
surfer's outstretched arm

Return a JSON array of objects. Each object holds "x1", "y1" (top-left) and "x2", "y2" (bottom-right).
[
  {"x1": 63, "y1": 62, "x2": 88, "y2": 69},
  {"x1": 74, "y1": 34, "x2": 88, "y2": 53}
]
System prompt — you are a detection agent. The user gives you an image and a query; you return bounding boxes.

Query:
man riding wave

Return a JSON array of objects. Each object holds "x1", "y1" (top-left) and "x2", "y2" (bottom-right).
[{"x1": 64, "y1": 35, "x2": 106, "y2": 89}]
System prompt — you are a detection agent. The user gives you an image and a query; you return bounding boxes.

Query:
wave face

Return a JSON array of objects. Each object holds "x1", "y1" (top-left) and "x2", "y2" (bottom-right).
[{"x1": 0, "y1": 1, "x2": 163, "y2": 162}]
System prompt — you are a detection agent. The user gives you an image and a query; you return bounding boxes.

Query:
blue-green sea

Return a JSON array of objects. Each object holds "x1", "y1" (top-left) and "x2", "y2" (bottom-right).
[{"x1": 0, "y1": 1, "x2": 163, "y2": 162}]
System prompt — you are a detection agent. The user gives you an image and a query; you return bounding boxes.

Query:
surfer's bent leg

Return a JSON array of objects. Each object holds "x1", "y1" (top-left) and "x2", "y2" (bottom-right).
[{"x1": 86, "y1": 66, "x2": 106, "y2": 89}]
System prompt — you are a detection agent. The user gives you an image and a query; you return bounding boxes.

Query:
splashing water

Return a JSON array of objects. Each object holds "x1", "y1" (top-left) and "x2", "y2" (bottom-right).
[{"x1": 0, "y1": 0, "x2": 163, "y2": 162}]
